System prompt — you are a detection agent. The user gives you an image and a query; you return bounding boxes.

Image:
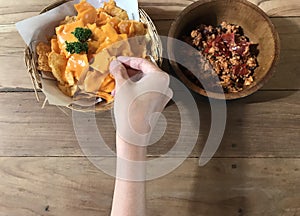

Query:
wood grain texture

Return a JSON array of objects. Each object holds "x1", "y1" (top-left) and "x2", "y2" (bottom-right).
[
  {"x1": 0, "y1": 0, "x2": 299, "y2": 22},
  {"x1": 0, "y1": 157, "x2": 299, "y2": 216},
  {"x1": 0, "y1": 91, "x2": 299, "y2": 157},
  {"x1": 0, "y1": 1, "x2": 299, "y2": 216},
  {"x1": 140, "y1": 0, "x2": 300, "y2": 18}
]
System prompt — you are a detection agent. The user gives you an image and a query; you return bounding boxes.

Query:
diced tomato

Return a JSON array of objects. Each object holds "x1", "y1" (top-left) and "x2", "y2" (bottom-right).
[
  {"x1": 233, "y1": 64, "x2": 248, "y2": 76},
  {"x1": 221, "y1": 33, "x2": 235, "y2": 44}
]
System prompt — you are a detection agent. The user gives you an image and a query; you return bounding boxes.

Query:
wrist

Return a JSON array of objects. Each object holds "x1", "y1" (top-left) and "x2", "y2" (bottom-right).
[
  {"x1": 116, "y1": 134, "x2": 147, "y2": 161},
  {"x1": 115, "y1": 135, "x2": 147, "y2": 181},
  {"x1": 129, "y1": 115, "x2": 151, "y2": 135}
]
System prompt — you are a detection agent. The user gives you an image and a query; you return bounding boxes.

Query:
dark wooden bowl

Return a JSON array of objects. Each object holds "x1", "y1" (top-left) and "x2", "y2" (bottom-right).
[{"x1": 167, "y1": 0, "x2": 280, "y2": 100}]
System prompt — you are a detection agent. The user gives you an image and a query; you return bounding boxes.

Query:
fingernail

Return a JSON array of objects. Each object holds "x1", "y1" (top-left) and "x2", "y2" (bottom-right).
[
  {"x1": 110, "y1": 59, "x2": 120, "y2": 68},
  {"x1": 111, "y1": 89, "x2": 116, "y2": 96},
  {"x1": 109, "y1": 60, "x2": 121, "y2": 74},
  {"x1": 117, "y1": 56, "x2": 131, "y2": 62}
]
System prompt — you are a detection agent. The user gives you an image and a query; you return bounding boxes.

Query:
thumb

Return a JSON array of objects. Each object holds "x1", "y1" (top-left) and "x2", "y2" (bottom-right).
[{"x1": 109, "y1": 59, "x2": 129, "y2": 91}]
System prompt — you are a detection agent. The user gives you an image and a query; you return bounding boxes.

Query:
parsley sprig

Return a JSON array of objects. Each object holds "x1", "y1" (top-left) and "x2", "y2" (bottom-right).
[
  {"x1": 65, "y1": 27, "x2": 92, "y2": 54},
  {"x1": 71, "y1": 27, "x2": 92, "y2": 43},
  {"x1": 65, "y1": 41, "x2": 88, "y2": 54}
]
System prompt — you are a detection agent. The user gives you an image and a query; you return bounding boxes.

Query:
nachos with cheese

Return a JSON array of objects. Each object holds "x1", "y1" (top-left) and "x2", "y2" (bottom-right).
[{"x1": 36, "y1": 0, "x2": 148, "y2": 103}]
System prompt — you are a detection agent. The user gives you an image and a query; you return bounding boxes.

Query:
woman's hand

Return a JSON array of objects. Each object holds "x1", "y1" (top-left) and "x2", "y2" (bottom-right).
[
  {"x1": 109, "y1": 57, "x2": 172, "y2": 216},
  {"x1": 110, "y1": 56, "x2": 173, "y2": 146}
]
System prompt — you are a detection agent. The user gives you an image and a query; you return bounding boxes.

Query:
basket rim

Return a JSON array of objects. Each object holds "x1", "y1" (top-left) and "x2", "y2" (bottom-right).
[{"x1": 25, "y1": 0, "x2": 162, "y2": 112}]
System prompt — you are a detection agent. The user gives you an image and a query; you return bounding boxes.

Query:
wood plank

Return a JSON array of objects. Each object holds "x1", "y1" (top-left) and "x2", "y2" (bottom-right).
[
  {"x1": 0, "y1": 0, "x2": 299, "y2": 23},
  {"x1": 0, "y1": 157, "x2": 298, "y2": 216},
  {"x1": 0, "y1": 157, "x2": 115, "y2": 216},
  {"x1": 0, "y1": 91, "x2": 299, "y2": 157},
  {"x1": 264, "y1": 17, "x2": 300, "y2": 90},
  {"x1": 140, "y1": 0, "x2": 300, "y2": 19},
  {"x1": 147, "y1": 158, "x2": 300, "y2": 216}
]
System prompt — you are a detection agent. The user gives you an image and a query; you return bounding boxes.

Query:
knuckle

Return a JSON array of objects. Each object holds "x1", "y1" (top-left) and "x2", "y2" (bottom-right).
[{"x1": 160, "y1": 73, "x2": 170, "y2": 84}]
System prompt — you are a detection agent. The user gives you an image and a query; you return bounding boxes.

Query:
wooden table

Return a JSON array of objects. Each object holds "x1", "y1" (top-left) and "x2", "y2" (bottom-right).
[{"x1": 0, "y1": 0, "x2": 299, "y2": 215}]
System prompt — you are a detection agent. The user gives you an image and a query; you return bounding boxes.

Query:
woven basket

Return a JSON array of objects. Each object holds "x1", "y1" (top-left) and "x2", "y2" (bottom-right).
[{"x1": 25, "y1": 0, "x2": 162, "y2": 112}]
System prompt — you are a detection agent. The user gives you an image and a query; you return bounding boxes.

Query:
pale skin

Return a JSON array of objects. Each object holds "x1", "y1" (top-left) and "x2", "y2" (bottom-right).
[{"x1": 109, "y1": 56, "x2": 172, "y2": 216}]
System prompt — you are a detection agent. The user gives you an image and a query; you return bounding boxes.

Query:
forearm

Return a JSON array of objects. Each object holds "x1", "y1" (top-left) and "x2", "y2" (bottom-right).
[
  {"x1": 109, "y1": 56, "x2": 172, "y2": 216},
  {"x1": 110, "y1": 135, "x2": 147, "y2": 216},
  {"x1": 111, "y1": 179, "x2": 146, "y2": 216}
]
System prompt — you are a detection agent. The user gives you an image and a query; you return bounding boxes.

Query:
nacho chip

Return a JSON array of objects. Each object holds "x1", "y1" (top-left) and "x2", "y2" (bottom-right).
[
  {"x1": 48, "y1": 51, "x2": 74, "y2": 85},
  {"x1": 58, "y1": 83, "x2": 77, "y2": 97},
  {"x1": 60, "y1": 16, "x2": 76, "y2": 25},
  {"x1": 96, "y1": 74, "x2": 115, "y2": 103},
  {"x1": 96, "y1": 11, "x2": 112, "y2": 26},
  {"x1": 51, "y1": 37, "x2": 60, "y2": 54},
  {"x1": 99, "y1": 73, "x2": 115, "y2": 93},
  {"x1": 36, "y1": 42, "x2": 51, "y2": 54},
  {"x1": 103, "y1": 0, "x2": 129, "y2": 20},
  {"x1": 97, "y1": 91, "x2": 114, "y2": 103},
  {"x1": 56, "y1": 19, "x2": 85, "y2": 57},
  {"x1": 36, "y1": 42, "x2": 52, "y2": 71},
  {"x1": 65, "y1": 53, "x2": 89, "y2": 81},
  {"x1": 118, "y1": 20, "x2": 146, "y2": 37},
  {"x1": 75, "y1": 0, "x2": 97, "y2": 25}
]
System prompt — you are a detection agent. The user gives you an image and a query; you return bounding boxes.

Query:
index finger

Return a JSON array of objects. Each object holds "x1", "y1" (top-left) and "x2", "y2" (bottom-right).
[{"x1": 117, "y1": 56, "x2": 162, "y2": 74}]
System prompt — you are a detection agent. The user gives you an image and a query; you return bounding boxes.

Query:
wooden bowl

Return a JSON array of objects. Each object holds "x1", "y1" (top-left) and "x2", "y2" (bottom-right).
[{"x1": 167, "y1": 0, "x2": 280, "y2": 100}]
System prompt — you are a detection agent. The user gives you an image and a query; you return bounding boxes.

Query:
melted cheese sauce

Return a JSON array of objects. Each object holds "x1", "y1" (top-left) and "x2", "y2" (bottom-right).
[
  {"x1": 66, "y1": 54, "x2": 89, "y2": 81},
  {"x1": 74, "y1": 1, "x2": 97, "y2": 25},
  {"x1": 48, "y1": 0, "x2": 148, "y2": 101},
  {"x1": 56, "y1": 19, "x2": 84, "y2": 56}
]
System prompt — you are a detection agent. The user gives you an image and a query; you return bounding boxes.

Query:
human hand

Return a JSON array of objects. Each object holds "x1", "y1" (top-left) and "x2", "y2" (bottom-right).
[{"x1": 109, "y1": 56, "x2": 173, "y2": 146}]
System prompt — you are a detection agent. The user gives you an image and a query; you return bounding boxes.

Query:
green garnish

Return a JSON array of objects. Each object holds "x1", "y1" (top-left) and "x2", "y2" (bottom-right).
[
  {"x1": 65, "y1": 41, "x2": 88, "y2": 54},
  {"x1": 65, "y1": 27, "x2": 92, "y2": 54},
  {"x1": 71, "y1": 27, "x2": 92, "y2": 42}
]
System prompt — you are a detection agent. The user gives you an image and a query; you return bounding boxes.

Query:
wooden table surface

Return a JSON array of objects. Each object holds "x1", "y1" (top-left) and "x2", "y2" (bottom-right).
[{"x1": 1, "y1": 0, "x2": 300, "y2": 215}]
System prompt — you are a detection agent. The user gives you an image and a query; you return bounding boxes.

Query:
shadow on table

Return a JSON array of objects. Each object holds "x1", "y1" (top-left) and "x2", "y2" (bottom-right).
[{"x1": 261, "y1": 17, "x2": 300, "y2": 92}]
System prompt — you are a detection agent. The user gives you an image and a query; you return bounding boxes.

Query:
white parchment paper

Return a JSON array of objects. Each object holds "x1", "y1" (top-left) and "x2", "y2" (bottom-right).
[{"x1": 16, "y1": 0, "x2": 139, "y2": 106}]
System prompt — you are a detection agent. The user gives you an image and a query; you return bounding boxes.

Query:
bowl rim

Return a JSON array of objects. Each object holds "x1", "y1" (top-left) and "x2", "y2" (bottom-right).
[{"x1": 167, "y1": 0, "x2": 281, "y2": 100}]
